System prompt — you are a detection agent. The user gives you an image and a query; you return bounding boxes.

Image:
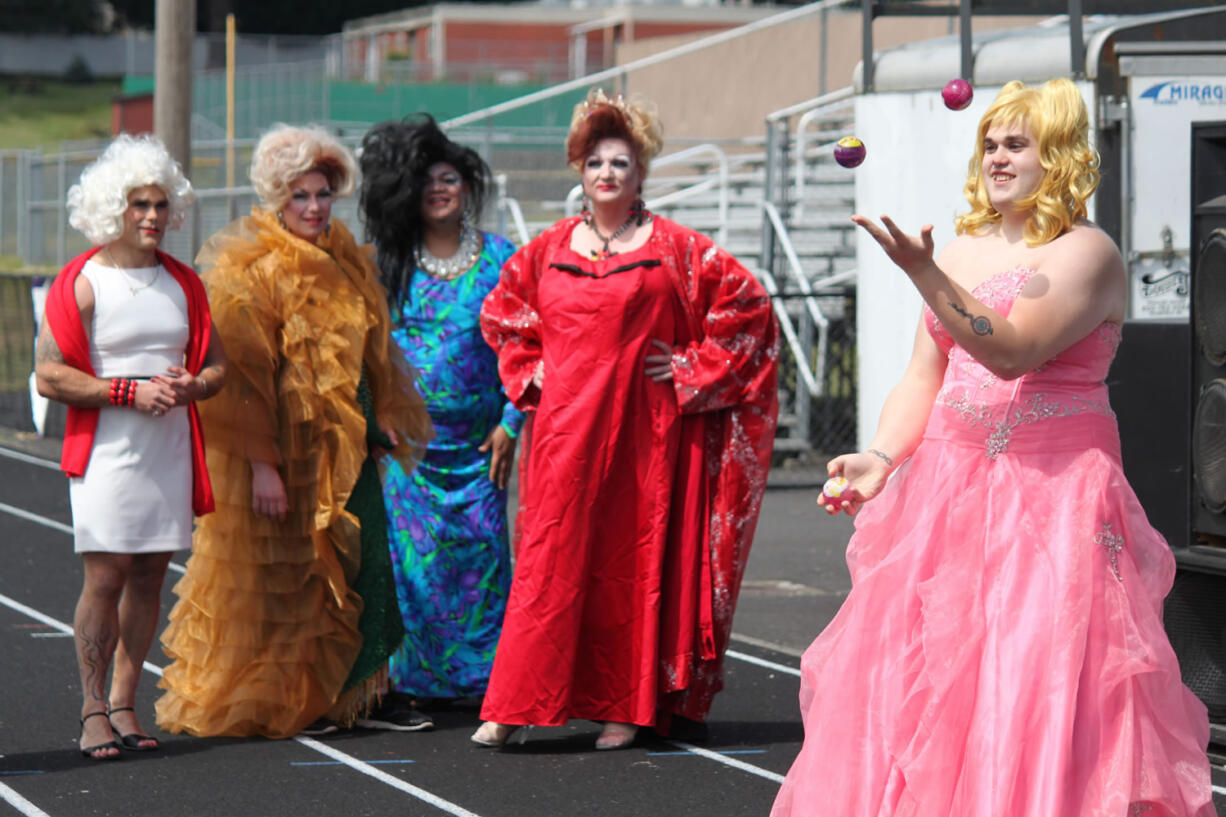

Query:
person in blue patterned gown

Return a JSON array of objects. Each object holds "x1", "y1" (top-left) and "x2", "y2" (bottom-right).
[{"x1": 358, "y1": 116, "x2": 524, "y2": 712}]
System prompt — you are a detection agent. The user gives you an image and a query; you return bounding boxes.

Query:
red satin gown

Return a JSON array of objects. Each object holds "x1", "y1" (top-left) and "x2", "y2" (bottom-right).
[{"x1": 479, "y1": 215, "x2": 779, "y2": 729}]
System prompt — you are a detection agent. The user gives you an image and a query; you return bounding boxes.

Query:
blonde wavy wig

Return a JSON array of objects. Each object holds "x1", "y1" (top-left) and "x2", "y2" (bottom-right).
[
  {"x1": 66, "y1": 134, "x2": 194, "y2": 246},
  {"x1": 565, "y1": 88, "x2": 664, "y2": 173},
  {"x1": 955, "y1": 78, "x2": 1099, "y2": 247},
  {"x1": 250, "y1": 124, "x2": 357, "y2": 212}
]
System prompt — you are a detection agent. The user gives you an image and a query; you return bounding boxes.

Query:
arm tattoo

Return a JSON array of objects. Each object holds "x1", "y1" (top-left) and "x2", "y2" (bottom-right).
[
  {"x1": 948, "y1": 301, "x2": 994, "y2": 336},
  {"x1": 35, "y1": 325, "x2": 65, "y2": 366}
]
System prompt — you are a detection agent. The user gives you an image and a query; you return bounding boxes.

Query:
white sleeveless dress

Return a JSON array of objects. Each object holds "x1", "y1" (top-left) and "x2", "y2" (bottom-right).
[{"x1": 69, "y1": 259, "x2": 193, "y2": 553}]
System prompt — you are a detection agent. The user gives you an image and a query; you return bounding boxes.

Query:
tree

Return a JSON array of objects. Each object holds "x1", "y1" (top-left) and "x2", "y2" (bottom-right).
[
  {"x1": 108, "y1": 0, "x2": 450, "y2": 35},
  {"x1": 1, "y1": 0, "x2": 104, "y2": 33}
]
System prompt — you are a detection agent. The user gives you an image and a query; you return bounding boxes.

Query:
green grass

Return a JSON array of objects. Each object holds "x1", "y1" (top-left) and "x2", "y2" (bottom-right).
[{"x1": 0, "y1": 76, "x2": 121, "y2": 150}]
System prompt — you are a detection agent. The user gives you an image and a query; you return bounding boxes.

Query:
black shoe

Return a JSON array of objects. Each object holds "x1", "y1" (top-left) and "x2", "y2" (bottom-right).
[
  {"x1": 299, "y1": 717, "x2": 340, "y2": 736},
  {"x1": 107, "y1": 706, "x2": 159, "y2": 751},
  {"x1": 355, "y1": 704, "x2": 434, "y2": 732},
  {"x1": 79, "y1": 711, "x2": 122, "y2": 760}
]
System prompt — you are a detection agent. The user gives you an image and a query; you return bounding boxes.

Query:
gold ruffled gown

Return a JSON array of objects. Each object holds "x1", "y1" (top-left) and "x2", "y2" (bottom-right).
[{"x1": 155, "y1": 208, "x2": 432, "y2": 738}]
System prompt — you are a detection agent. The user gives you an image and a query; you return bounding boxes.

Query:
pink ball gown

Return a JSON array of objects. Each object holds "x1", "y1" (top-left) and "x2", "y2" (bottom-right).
[{"x1": 772, "y1": 267, "x2": 1214, "y2": 817}]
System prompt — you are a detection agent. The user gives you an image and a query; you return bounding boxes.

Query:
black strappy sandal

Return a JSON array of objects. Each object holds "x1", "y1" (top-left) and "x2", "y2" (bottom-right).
[
  {"x1": 79, "y1": 711, "x2": 121, "y2": 760},
  {"x1": 107, "y1": 706, "x2": 159, "y2": 752}
]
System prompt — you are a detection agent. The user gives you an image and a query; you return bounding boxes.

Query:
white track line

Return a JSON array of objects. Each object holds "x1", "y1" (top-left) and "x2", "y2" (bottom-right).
[
  {"x1": 0, "y1": 781, "x2": 53, "y2": 817},
  {"x1": 296, "y1": 737, "x2": 481, "y2": 817},
  {"x1": 0, "y1": 590, "x2": 485, "y2": 817},
  {"x1": 0, "y1": 502, "x2": 72, "y2": 536},
  {"x1": 725, "y1": 649, "x2": 801, "y2": 678},
  {"x1": 664, "y1": 740, "x2": 785, "y2": 784},
  {"x1": 730, "y1": 631, "x2": 804, "y2": 659},
  {"x1": 0, "y1": 446, "x2": 60, "y2": 471}
]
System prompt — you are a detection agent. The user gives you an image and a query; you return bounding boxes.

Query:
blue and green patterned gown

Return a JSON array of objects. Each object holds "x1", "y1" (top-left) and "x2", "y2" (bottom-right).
[{"x1": 380, "y1": 232, "x2": 524, "y2": 698}]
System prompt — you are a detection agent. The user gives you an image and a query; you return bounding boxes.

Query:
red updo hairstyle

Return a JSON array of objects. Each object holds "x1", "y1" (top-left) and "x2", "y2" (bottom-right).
[{"x1": 565, "y1": 88, "x2": 664, "y2": 173}]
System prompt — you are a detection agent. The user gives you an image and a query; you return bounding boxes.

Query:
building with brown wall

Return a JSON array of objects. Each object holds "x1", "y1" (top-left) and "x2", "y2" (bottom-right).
[{"x1": 338, "y1": 4, "x2": 775, "y2": 84}]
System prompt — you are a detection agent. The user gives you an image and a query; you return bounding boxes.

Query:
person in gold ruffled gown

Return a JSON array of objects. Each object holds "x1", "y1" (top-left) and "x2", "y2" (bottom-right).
[{"x1": 155, "y1": 125, "x2": 433, "y2": 738}]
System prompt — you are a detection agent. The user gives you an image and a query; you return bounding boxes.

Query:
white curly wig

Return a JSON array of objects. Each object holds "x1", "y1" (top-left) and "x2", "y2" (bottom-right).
[
  {"x1": 250, "y1": 124, "x2": 357, "y2": 212},
  {"x1": 66, "y1": 134, "x2": 195, "y2": 246}
]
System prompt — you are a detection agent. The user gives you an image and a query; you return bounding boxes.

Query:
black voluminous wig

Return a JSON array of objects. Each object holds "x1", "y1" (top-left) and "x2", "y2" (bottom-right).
[{"x1": 358, "y1": 114, "x2": 491, "y2": 306}]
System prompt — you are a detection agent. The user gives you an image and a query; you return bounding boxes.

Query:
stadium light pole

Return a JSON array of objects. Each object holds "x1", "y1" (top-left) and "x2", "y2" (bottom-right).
[{"x1": 154, "y1": 0, "x2": 196, "y2": 178}]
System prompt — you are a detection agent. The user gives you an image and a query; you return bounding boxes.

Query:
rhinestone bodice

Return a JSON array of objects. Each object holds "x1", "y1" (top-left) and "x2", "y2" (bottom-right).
[{"x1": 923, "y1": 267, "x2": 1123, "y2": 459}]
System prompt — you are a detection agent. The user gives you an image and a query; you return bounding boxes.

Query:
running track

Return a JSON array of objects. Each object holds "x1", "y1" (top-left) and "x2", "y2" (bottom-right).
[{"x1": 1, "y1": 437, "x2": 1223, "y2": 816}]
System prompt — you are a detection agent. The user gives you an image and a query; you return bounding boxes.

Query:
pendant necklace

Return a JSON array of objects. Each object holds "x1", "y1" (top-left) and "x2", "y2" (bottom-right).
[
  {"x1": 105, "y1": 248, "x2": 160, "y2": 296},
  {"x1": 585, "y1": 213, "x2": 636, "y2": 261}
]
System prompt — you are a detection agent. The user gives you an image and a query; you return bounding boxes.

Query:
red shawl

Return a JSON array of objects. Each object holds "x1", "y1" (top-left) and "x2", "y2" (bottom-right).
[{"x1": 44, "y1": 247, "x2": 216, "y2": 515}]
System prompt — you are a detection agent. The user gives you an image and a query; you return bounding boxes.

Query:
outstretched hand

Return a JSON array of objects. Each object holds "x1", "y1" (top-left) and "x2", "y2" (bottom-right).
[{"x1": 851, "y1": 215, "x2": 936, "y2": 277}]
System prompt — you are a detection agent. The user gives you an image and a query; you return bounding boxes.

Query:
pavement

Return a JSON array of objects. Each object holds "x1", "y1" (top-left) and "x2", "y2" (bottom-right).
[{"x1": 0, "y1": 427, "x2": 1222, "y2": 817}]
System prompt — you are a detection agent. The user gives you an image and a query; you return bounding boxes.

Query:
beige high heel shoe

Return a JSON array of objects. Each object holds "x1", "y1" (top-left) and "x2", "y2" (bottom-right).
[
  {"x1": 470, "y1": 721, "x2": 520, "y2": 748},
  {"x1": 595, "y1": 722, "x2": 638, "y2": 751}
]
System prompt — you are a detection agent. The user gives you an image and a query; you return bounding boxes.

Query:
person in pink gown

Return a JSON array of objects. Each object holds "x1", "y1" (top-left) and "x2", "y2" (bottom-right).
[
  {"x1": 771, "y1": 78, "x2": 1213, "y2": 816},
  {"x1": 475, "y1": 89, "x2": 779, "y2": 751}
]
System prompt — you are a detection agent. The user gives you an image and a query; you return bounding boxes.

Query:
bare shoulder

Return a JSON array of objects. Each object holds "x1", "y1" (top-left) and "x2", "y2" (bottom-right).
[
  {"x1": 1051, "y1": 222, "x2": 1122, "y2": 265},
  {"x1": 73, "y1": 269, "x2": 95, "y2": 313},
  {"x1": 1023, "y1": 223, "x2": 1127, "y2": 323}
]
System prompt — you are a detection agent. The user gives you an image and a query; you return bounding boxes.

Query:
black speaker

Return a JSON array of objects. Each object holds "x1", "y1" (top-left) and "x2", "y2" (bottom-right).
[
  {"x1": 1190, "y1": 121, "x2": 1226, "y2": 544},
  {"x1": 1166, "y1": 570, "x2": 1226, "y2": 722},
  {"x1": 1109, "y1": 322, "x2": 1189, "y2": 549},
  {"x1": 1165, "y1": 122, "x2": 1226, "y2": 728}
]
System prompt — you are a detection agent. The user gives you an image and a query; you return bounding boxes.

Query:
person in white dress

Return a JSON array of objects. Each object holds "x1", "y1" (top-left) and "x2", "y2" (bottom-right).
[{"x1": 34, "y1": 135, "x2": 227, "y2": 760}]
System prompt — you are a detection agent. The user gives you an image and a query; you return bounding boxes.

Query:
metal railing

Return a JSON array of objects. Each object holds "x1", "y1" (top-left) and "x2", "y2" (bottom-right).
[
  {"x1": 789, "y1": 90, "x2": 856, "y2": 219},
  {"x1": 493, "y1": 174, "x2": 530, "y2": 247},
  {"x1": 762, "y1": 201, "x2": 832, "y2": 394},
  {"x1": 563, "y1": 143, "x2": 731, "y2": 246},
  {"x1": 442, "y1": 0, "x2": 855, "y2": 131},
  {"x1": 756, "y1": 88, "x2": 862, "y2": 455}
]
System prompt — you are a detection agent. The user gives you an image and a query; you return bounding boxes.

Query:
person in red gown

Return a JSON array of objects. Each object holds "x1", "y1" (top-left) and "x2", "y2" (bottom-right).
[{"x1": 475, "y1": 89, "x2": 780, "y2": 751}]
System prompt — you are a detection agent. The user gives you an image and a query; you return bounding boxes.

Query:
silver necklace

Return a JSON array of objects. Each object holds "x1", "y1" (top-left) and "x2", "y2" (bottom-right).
[
  {"x1": 584, "y1": 212, "x2": 636, "y2": 261},
  {"x1": 105, "y1": 248, "x2": 160, "y2": 296},
  {"x1": 419, "y1": 223, "x2": 482, "y2": 280}
]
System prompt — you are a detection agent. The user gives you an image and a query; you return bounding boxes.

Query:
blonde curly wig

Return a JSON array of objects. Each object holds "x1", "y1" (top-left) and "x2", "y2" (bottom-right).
[
  {"x1": 66, "y1": 134, "x2": 194, "y2": 246},
  {"x1": 249, "y1": 124, "x2": 357, "y2": 211},
  {"x1": 565, "y1": 88, "x2": 664, "y2": 173},
  {"x1": 955, "y1": 78, "x2": 1099, "y2": 247}
]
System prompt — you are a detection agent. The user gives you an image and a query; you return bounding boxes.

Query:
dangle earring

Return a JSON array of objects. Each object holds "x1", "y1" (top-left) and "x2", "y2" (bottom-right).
[
  {"x1": 629, "y1": 189, "x2": 647, "y2": 225},
  {"x1": 580, "y1": 194, "x2": 592, "y2": 225},
  {"x1": 276, "y1": 211, "x2": 287, "y2": 229}
]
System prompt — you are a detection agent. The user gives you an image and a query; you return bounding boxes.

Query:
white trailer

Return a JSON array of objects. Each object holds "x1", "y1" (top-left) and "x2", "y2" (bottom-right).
[{"x1": 851, "y1": 7, "x2": 1226, "y2": 448}]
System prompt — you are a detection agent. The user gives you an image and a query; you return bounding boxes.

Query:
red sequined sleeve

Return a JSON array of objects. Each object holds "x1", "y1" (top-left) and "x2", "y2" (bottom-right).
[
  {"x1": 670, "y1": 239, "x2": 780, "y2": 415},
  {"x1": 480, "y1": 236, "x2": 545, "y2": 410}
]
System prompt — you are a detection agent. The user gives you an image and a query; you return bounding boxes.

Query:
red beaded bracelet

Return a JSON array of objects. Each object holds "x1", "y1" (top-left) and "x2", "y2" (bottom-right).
[{"x1": 107, "y1": 378, "x2": 138, "y2": 407}]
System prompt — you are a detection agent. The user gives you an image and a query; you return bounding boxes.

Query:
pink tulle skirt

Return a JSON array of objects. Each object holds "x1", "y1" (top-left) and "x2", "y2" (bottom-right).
[{"x1": 772, "y1": 410, "x2": 1213, "y2": 817}]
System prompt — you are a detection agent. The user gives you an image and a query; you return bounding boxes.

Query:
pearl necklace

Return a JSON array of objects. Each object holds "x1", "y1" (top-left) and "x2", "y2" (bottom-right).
[
  {"x1": 104, "y1": 248, "x2": 160, "y2": 296},
  {"x1": 419, "y1": 223, "x2": 482, "y2": 280}
]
